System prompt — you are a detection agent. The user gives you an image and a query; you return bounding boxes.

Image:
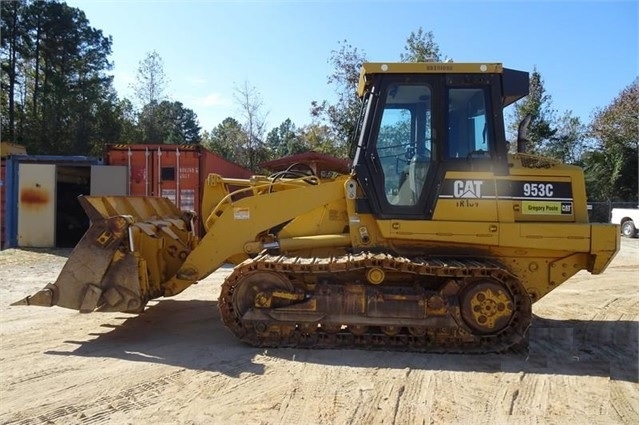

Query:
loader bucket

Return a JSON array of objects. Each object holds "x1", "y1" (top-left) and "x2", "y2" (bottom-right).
[{"x1": 12, "y1": 196, "x2": 197, "y2": 313}]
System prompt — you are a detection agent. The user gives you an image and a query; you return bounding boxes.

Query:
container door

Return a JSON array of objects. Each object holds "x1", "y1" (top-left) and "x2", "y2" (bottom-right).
[
  {"x1": 90, "y1": 165, "x2": 128, "y2": 195},
  {"x1": 178, "y1": 149, "x2": 199, "y2": 212},
  {"x1": 18, "y1": 163, "x2": 56, "y2": 247}
]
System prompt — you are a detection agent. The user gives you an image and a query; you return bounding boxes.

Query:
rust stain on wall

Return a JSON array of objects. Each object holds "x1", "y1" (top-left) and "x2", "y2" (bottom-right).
[{"x1": 21, "y1": 186, "x2": 50, "y2": 209}]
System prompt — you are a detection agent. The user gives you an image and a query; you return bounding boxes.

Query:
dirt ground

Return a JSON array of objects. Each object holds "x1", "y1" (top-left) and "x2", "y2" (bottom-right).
[{"x1": 0, "y1": 239, "x2": 637, "y2": 425}]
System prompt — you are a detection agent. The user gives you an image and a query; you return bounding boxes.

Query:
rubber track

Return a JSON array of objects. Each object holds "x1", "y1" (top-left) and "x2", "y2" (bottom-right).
[{"x1": 219, "y1": 252, "x2": 532, "y2": 353}]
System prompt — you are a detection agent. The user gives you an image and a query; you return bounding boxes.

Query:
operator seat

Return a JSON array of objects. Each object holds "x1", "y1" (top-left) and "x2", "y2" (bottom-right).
[{"x1": 392, "y1": 154, "x2": 429, "y2": 205}]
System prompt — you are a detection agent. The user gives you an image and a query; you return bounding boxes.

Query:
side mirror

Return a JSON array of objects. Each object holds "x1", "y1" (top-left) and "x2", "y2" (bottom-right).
[{"x1": 517, "y1": 114, "x2": 532, "y2": 153}]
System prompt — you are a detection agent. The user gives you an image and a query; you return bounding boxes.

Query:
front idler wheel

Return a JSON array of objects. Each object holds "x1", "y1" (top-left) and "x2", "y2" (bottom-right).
[{"x1": 231, "y1": 271, "x2": 294, "y2": 319}]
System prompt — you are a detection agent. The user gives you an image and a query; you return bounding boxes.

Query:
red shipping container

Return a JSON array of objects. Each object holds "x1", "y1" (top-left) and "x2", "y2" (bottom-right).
[{"x1": 105, "y1": 144, "x2": 252, "y2": 229}]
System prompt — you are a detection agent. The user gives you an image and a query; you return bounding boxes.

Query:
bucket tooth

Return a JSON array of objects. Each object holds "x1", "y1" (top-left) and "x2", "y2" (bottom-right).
[
  {"x1": 80, "y1": 285, "x2": 103, "y2": 313},
  {"x1": 103, "y1": 286, "x2": 124, "y2": 307},
  {"x1": 11, "y1": 286, "x2": 54, "y2": 307},
  {"x1": 96, "y1": 251, "x2": 144, "y2": 312}
]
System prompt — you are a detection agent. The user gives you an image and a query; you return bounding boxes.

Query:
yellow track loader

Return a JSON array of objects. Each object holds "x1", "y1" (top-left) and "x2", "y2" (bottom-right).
[{"x1": 14, "y1": 62, "x2": 619, "y2": 353}]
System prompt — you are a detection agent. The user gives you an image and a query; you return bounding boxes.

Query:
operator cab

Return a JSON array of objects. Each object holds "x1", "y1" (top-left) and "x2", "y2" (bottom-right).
[{"x1": 351, "y1": 62, "x2": 528, "y2": 219}]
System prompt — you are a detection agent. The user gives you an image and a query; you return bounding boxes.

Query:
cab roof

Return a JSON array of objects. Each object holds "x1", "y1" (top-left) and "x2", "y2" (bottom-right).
[{"x1": 357, "y1": 62, "x2": 528, "y2": 106}]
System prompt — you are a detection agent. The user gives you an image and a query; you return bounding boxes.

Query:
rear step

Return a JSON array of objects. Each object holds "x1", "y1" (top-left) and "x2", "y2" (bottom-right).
[{"x1": 11, "y1": 195, "x2": 197, "y2": 313}]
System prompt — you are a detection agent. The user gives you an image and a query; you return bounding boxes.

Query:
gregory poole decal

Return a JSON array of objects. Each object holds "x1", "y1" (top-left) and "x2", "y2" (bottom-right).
[{"x1": 521, "y1": 200, "x2": 573, "y2": 215}]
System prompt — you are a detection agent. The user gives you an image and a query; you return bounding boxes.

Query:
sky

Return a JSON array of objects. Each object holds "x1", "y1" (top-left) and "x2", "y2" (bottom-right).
[{"x1": 66, "y1": 0, "x2": 638, "y2": 134}]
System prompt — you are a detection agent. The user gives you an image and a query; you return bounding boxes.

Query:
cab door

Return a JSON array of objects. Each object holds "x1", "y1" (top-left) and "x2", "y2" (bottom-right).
[{"x1": 354, "y1": 74, "x2": 442, "y2": 219}]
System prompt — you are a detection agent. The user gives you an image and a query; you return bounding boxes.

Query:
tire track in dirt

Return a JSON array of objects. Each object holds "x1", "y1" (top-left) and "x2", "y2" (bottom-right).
[
  {"x1": 489, "y1": 372, "x2": 525, "y2": 418},
  {"x1": 609, "y1": 382, "x2": 639, "y2": 423},
  {"x1": 393, "y1": 370, "x2": 431, "y2": 424},
  {"x1": 356, "y1": 368, "x2": 401, "y2": 425},
  {"x1": 427, "y1": 374, "x2": 458, "y2": 423},
  {"x1": 511, "y1": 372, "x2": 548, "y2": 416},
  {"x1": 4, "y1": 370, "x2": 193, "y2": 425},
  {"x1": 482, "y1": 374, "x2": 512, "y2": 418},
  {"x1": 5, "y1": 365, "x2": 79, "y2": 386},
  {"x1": 274, "y1": 361, "x2": 356, "y2": 425},
  {"x1": 184, "y1": 354, "x2": 301, "y2": 423}
]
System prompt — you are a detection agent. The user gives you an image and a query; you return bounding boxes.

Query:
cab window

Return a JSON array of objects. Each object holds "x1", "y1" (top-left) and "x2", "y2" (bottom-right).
[{"x1": 448, "y1": 88, "x2": 491, "y2": 159}]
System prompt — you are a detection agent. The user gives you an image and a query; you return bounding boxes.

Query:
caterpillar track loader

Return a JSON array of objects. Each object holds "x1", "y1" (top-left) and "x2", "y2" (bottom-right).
[{"x1": 14, "y1": 62, "x2": 620, "y2": 353}]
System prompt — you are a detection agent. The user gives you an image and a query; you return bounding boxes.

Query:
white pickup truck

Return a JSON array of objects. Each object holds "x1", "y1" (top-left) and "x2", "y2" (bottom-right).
[{"x1": 611, "y1": 208, "x2": 639, "y2": 238}]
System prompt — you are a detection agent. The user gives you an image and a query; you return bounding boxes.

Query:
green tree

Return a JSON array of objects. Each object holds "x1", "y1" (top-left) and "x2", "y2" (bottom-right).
[
  {"x1": 203, "y1": 117, "x2": 246, "y2": 163},
  {"x1": 152, "y1": 100, "x2": 201, "y2": 144},
  {"x1": 589, "y1": 78, "x2": 638, "y2": 152},
  {"x1": 88, "y1": 87, "x2": 125, "y2": 155},
  {"x1": 1, "y1": 0, "x2": 116, "y2": 155},
  {"x1": 299, "y1": 123, "x2": 342, "y2": 156},
  {"x1": 0, "y1": 0, "x2": 28, "y2": 142},
  {"x1": 310, "y1": 40, "x2": 366, "y2": 157},
  {"x1": 266, "y1": 118, "x2": 307, "y2": 158},
  {"x1": 113, "y1": 98, "x2": 143, "y2": 144},
  {"x1": 583, "y1": 79, "x2": 638, "y2": 201},
  {"x1": 400, "y1": 27, "x2": 442, "y2": 62},
  {"x1": 544, "y1": 111, "x2": 587, "y2": 164}
]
